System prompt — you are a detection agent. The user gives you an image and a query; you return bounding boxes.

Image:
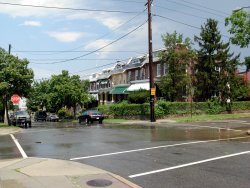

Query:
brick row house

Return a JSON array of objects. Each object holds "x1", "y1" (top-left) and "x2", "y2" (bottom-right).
[{"x1": 88, "y1": 48, "x2": 192, "y2": 105}]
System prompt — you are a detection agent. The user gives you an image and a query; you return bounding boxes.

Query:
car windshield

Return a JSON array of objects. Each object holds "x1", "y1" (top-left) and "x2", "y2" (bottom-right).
[
  {"x1": 89, "y1": 111, "x2": 101, "y2": 115},
  {"x1": 16, "y1": 111, "x2": 29, "y2": 116}
]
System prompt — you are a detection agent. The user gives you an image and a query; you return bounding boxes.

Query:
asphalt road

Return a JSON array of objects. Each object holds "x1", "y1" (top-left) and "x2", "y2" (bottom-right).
[{"x1": 1, "y1": 119, "x2": 250, "y2": 188}]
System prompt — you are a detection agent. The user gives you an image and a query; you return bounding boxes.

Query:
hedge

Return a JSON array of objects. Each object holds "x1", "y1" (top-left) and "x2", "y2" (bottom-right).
[{"x1": 98, "y1": 101, "x2": 250, "y2": 119}]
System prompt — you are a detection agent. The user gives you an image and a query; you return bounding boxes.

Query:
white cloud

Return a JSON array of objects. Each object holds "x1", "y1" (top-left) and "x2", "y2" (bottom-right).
[
  {"x1": 47, "y1": 31, "x2": 85, "y2": 42},
  {"x1": 22, "y1": 21, "x2": 42, "y2": 27}
]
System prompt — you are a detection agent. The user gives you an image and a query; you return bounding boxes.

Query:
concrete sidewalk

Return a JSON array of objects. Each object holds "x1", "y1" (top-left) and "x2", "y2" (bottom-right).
[{"x1": 0, "y1": 157, "x2": 141, "y2": 188}]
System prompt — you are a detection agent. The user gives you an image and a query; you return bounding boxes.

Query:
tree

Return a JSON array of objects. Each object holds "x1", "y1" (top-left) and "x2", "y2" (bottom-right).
[
  {"x1": 0, "y1": 48, "x2": 34, "y2": 124},
  {"x1": 27, "y1": 70, "x2": 90, "y2": 118},
  {"x1": 159, "y1": 31, "x2": 195, "y2": 101},
  {"x1": 194, "y1": 19, "x2": 242, "y2": 111},
  {"x1": 225, "y1": 9, "x2": 250, "y2": 48}
]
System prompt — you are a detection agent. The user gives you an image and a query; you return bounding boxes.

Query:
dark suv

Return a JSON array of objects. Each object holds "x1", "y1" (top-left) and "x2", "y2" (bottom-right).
[
  {"x1": 10, "y1": 111, "x2": 32, "y2": 128},
  {"x1": 78, "y1": 110, "x2": 104, "y2": 124},
  {"x1": 34, "y1": 111, "x2": 47, "y2": 121}
]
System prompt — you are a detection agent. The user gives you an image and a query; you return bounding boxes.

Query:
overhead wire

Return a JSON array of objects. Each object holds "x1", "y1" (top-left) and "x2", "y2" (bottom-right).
[
  {"x1": 179, "y1": 0, "x2": 229, "y2": 16},
  {"x1": 163, "y1": 0, "x2": 226, "y2": 18},
  {"x1": 154, "y1": 4, "x2": 208, "y2": 20},
  {"x1": 13, "y1": 8, "x2": 147, "y2": 56},
  {"x1": 153, "y1": 14, "x2": 230, "y2": 39},
  {"x1": 42, "y1": 20, "x2": 148, "y2": 64},
  {"x1": 0, "y1": 1, "x2": 140, "y2": 14}
]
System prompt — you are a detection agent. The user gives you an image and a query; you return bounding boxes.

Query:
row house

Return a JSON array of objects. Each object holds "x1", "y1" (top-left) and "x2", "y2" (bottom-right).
[{"x1": 89, "y1": 47, "x2": 192, "y2": 105}]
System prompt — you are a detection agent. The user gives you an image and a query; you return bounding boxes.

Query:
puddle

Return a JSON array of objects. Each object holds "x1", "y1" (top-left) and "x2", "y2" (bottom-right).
[{"x1": 103, "y1": 124, "x2": 247, "y2": 142}]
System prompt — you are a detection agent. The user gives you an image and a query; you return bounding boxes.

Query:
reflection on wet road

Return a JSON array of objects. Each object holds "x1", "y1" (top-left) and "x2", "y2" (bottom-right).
[{"x1": 2, "y1": 119, "x2": 250, "y2": 188}]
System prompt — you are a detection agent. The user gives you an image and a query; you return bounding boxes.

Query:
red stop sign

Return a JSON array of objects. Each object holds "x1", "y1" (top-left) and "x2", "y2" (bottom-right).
[{"x1": 11, "y1": 94, "x2": 20, "y2": 104}]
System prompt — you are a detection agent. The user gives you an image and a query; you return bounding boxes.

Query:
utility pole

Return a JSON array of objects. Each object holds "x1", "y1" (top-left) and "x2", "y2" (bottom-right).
[
  {"x1": 3, "y1": 44, "x2": 11, "y2": 125},
  {"x1": 146, "y1": 0, "x2": 156, "y2": 122}
]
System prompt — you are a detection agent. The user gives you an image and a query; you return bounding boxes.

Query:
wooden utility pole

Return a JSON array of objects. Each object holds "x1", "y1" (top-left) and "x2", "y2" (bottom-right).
[{"x1": 147, "y1": 0, "x2": 156, "y2": 122}]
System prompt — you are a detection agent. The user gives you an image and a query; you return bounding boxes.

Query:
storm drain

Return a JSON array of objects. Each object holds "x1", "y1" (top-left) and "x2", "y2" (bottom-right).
[{"x1": 86, "y1": 179, "x2": 113, "y2": 187}]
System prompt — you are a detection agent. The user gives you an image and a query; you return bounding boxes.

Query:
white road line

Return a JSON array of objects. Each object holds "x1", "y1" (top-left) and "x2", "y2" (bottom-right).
[
  {"x1": 10, "y1": 134, "x2": 28, "y2": 158},
  {"x1": 70, "y1": 136, "x2": 250, "y2": 161},
  {"x1": 188, "y1": 124, "x2": 243, "y2": 132},
  {"x1": 129, "y1": 150, "x2": 250, "y2": 178}
]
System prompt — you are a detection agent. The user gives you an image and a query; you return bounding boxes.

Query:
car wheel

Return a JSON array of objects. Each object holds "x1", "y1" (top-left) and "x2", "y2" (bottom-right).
[
  {"x1": 29, "y1": 122, "x2": 32, "y2": 128},
  {"x1": 79, "y1": 118, "x2": 82, "y2": 124},
  {"x1": 99, "y1": 120, "x2": 103, "y2": 124}
]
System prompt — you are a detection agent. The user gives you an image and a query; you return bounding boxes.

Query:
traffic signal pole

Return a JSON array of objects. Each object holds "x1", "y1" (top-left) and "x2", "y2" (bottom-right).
[{"x1": 147, "y1": 0, "x2": 156, "y2": 122}]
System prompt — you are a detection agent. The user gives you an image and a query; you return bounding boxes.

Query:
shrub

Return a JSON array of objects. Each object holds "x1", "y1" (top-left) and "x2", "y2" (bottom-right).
[
  {"x1": 58, "y1": 108, "x2": 73, "y2": 119},
  {"x1": 128, "y1": 90, "x2": 150, "y2": 104},
  {"x1": 206, "y1": 98, "x2": 224, "y2": 114}
]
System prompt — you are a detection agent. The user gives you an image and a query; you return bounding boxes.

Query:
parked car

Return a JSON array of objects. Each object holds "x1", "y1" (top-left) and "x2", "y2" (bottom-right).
[
  {"x1": 34, "y1": 111, "x2": 47, "y2": 121},
  {"x1": 46, "y1": 114, "x2": 59, "y2": 122},
  {"x1": 78, "y1": 110, "x2": 104, "y2": 124},
  {"x1": 10, "y1": 110, "x2": 31, "y2": 128}
]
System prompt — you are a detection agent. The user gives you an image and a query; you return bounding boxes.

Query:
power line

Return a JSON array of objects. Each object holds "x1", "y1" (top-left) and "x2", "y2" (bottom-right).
[
  {"x1": 12, "y1": 50, "x2": 145, "y2": 53},
  {"x1": 163, "y1": 0, "x2": 226, "y2": 18},
  {"x1": 13, "y1": 8, "x2": 147, "y2": 56},
  {"x1": 154, "y1": 4, "x2": 208, "y2": 20},
  {"x1": 0, "y1": 1, "x2": 140, "y2": 14},
  {"x1": 108, "y1": 0, "x2": 145, "y2": 4},
  {"x1": 29, "y1": 58, "x2": 121, "y2": 64},
  {"x1": 179, "y1": 0, "x2": 229, "y2": 16},
  {"x1": 154, "y1": 14, "x2": 200, "y2": 30},
  {"x1": 45, "y1": 20, "x2": 148, "y2": 64},
  {"x1": 154, "y1": 14, "x2": 230, "y2": 39}
]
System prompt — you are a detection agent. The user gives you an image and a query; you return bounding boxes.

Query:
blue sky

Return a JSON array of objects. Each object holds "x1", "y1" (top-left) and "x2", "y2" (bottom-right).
[{"x1": 0, "y1": 0, "x2": 249, "y2": 80}]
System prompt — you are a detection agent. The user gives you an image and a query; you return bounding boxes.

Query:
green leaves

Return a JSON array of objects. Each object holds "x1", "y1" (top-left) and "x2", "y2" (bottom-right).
[
  {"x1": 0, "y1": 48, "x2": 34, "y2": 98},
  {"x1": 225, "y1": 9, "x2": 250, "y2": 48},
  {"x1": 159, "y1": 31, "x2": 194, "y2": 102},
  {"x1": 27, "y1": 70, "x2": 90, "y2": 116}
]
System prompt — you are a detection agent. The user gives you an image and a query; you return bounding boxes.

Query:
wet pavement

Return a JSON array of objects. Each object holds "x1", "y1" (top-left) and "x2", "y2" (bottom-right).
[{"x1": 1, "y1": 119, "x2": 250, "y2": 188}]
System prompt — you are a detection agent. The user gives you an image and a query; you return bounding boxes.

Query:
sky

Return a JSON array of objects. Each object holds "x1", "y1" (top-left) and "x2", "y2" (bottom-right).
[{"x1": 0, "y1": 0, "x2": 249, "y2": 80}]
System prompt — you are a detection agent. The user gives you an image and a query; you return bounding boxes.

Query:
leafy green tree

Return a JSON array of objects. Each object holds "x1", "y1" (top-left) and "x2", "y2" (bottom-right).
[
  {"x1": 159, "y1": 31, "x2": 195, "y2": 101},
  {"x1": 225, "y1": 9, "x2": 250, "y2": 48},
  {"x1": 194, "y1": 19, "x2": 242, "y2": 111},
  {"x1": 26, "y1": 80, "x2": 50, "y2": 111},
  {"x1": 27, "y1": 70, "x2": 90, "y2": 118},
  {"x1": 0, "y1": 48, "x2": 34, "y2": 123}
]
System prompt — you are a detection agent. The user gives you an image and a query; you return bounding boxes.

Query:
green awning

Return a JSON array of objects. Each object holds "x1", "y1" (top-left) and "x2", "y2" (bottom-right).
[{"x1": 110, "y1": 85, "x2": 129, "y2": 94}]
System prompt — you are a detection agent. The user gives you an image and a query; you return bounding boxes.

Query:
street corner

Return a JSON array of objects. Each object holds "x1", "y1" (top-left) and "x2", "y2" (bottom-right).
[
  {"x1": 0, "y1": 128, "x2": 21, "y2": 135},
  {"x1": 0, "y1": 157, "x2": 141, "y2": 188}
]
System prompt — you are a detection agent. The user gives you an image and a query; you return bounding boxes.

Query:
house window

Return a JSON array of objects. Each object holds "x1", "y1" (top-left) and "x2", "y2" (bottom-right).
[
  {"x1": 164, "y1": 63, "x2": 168, "y2": 75},
  {"x1": 141, "y1": 68, "x2": 145, "y2": 79},
  {"x1": 157, "y1": 64, "x2": 161, "y2": 77},
  {"x1": 128, "y1": 71, "x2": 131, "y2": 82},
  {"x1": 135, "y1": 70, "x2": 139, "y2": 80}
]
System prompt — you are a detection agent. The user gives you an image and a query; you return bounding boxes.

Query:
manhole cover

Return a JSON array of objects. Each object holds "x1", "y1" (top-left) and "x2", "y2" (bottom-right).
[{"x1": 86, "y1": 179, "x2": 113, "y2": 187}]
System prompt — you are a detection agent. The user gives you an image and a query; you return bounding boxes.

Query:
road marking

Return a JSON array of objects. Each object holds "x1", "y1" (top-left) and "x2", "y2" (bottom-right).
[
  {"x1": 188, "y1": 124, "x2": 243, "y2": 132},
  {"x1": 129, "y1": 150, "x2": 250, "y2": 178},
  {"x1": 70, "y1": 136, "x2": 250, "y2": 161},
  {"x1": 10, "y1": 134, "x2": 28, "y2": 158}
]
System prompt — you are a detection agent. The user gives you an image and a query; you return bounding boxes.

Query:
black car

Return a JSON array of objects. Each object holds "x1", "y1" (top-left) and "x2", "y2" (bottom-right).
[
  {"x1": 10, "y1": 111, "x2": 32, "y2": 128},
  {"x1": 78, "y1": 110, "x2": 104, "y2": 124},
  {"x1": 34, "y1": 111, "x2": 47, "y2": 121}
]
